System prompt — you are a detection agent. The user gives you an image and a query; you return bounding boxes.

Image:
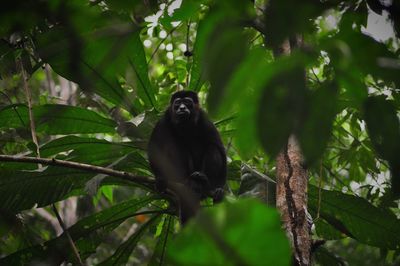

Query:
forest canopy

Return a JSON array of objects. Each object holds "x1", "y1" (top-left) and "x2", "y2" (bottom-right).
[{"x1": 0, "y1": 0, "x2": 399, "y2": 265}]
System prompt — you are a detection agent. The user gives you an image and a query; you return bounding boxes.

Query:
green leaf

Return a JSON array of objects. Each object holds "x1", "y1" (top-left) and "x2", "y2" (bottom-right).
[
  {"x1": 363, "y1": 96, "x2": 400, "y2": 196},
  {"x1": 39, "y1": 136, "x2": 136, "y2": 158},
  {"x1": 98, "y1": 214, "x2": 161, "y2": 266},
  {"x1": 148, "y1": 216, "x2": 173, "y2": 266},
  {"x1": 0, "y1": 104, "x2": 116, "y2": 134},
  {"x1": 297, "y1": 81, "x2": 339, "y2": 165},
  {"x1": 309, "y1": 186, "x2": 400, "y2": 249},
  {"x1": 314, "y1": 218, "x2": 345, "y2": 240},
  {"x1": 0, "y1": 167, "x2": 93, "y2": 212},
  {"x1": 264, "y1": 0, "x2": 325, "y2": 49},
  {"x1": 35, "y1": 13, "x2": 155, "y2": 113},
  {"x1": 363, "y1": 96, "x2": 400, "y2": 163},
  {"x1": 0, "y1": 197, "x2": 157, "y2": 265},
  {"x1": 204, "y1": 22, "x2": 248, "y2": 114},
  {"x1": 216, "y1": 48, "x2": 271, "y2": 157},
  {"x1": 189, "y1": 0, "x2": 253, "y2": 97},
  {"x1": 168, "y1": 199, "x2": 291, "y2": 266},
  {"x1": 188, "y1": 13, "x2": 220, "y2": 92},
  {"x1": 160, "y1": 0, "x2": 203, "y2": 28},
  {"x1": 314, "y1": 247, "x2": 346, "y2": 266},
  {"x1": 258, "y1": 66, "x2": 307, "y2": 157}
]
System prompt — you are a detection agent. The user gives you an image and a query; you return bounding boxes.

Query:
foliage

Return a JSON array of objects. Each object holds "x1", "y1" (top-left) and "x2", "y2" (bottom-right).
[{"x1": 0, "y1": 0, "x2": 399, "y2": 265}]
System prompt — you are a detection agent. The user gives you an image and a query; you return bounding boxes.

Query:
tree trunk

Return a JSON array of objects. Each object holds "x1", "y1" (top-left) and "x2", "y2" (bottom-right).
[
  {"x1": 273, "y1": 37, "x2": 311, "y2": 265},
  {"x1": 276, "y1": 136, "x2": 310, "y2": 265}
]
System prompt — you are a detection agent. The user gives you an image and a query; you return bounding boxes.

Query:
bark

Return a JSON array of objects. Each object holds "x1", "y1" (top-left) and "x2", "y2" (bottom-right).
[{"x1": 276, "y1": 136, "x2": 310, "y2": 266}]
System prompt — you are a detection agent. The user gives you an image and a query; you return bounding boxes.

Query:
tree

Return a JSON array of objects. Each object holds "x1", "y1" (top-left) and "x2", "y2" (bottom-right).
[{"x1": 0, "y1": 0, "x2": 399, "y2": 265}]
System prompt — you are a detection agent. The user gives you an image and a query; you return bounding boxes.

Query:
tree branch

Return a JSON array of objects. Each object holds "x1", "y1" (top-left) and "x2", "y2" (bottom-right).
[{"x1": 0, "y1": 155, "x2": 155, "y2": 187}]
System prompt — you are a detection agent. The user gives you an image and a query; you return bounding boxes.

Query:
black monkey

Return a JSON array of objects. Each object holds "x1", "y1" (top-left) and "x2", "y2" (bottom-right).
[{"x1": 148, "y1": 90, "x2": 226, "y2": 224}]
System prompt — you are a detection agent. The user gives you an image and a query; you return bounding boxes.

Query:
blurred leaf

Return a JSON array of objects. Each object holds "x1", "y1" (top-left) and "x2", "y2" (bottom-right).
[
  {"x1": 168, "y1": 199, "x2": 291, "y2": 266},
  {"x1": 189, "y1": 0, "x2": 253, "y2": 100},
  {"x1": 36, "y1": 15, "x2": 155, "y2": 113},
  {"x1": 0, "y1": 104, "x2": 116, "y2": 134},
  {"x1": 0, "y1": 197, "x2": 157, "y2": 264},
  {"x1": 98, "y1": 214, "x2": 161, "y2": 266},
  {"x1": 104, "y1": 0, "x2": 157, "y2": 16},
  {"x1": 188, "y1": 12, "x2": 220, "y2": 92},
  {"x1": 297, "y1": 81, "x2": 339, "y2": 165},
  {"x1": 363, "y1": 96, "x2": 400, "y2": 196},
  {"x1": 205, "y1": 22, "x2": 248, "y2": 114},
  {"x1": 264, "y1": 0, "x2": 327, "y2": 49},
  {"x1": 309, "y1": 186, "x2": 400, "y2": 249},
  {"x1": 160, "y1": 0, "x2": 203, "y2": 28},
  {"x1": 148, "y1": 215, "x2": 173, "y2": 266},
  {"x1": 363, "y1": 96, "x2": 400, "y2": 164},
  {"x1": 216, "y1": 48, "x2": 270, "y2": 156},
  {"x1": 258, "y1": 66, "x2": 307, "y2": 157}
]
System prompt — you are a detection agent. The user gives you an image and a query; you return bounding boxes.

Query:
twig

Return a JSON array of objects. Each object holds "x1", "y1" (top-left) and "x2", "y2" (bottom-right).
[
  {"x1": 52, "y1": 204, "x2": 84, "y2": 266},
  {"x1": 148, "y1": 23, "x2": 182, "y2": 64},
  {"x1": 185, "y1": 20, "x2": 191, "y2": 88},
  {"x1": 18, "y1": 59, "x2": 41, "y2": 158}
]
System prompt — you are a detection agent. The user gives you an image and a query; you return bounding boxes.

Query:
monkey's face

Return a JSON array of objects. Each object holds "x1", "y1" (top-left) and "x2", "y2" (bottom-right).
[{"x1": 172, "y1": 97, "x2": 195, "y2": 123}]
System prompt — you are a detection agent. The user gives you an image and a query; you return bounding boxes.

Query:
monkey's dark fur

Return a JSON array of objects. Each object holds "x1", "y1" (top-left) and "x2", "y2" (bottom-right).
[{"x1": 148, "y1": 91, "x2": 226, "y2": 224}]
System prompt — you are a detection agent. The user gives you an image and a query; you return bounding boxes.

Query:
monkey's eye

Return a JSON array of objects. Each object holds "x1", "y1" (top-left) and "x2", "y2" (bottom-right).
[{"x1": 182, "y1": 98, "x2": 194, "y2": 107}]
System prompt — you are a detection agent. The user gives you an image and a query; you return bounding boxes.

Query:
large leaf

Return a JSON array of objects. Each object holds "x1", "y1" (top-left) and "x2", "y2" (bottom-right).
[
  {"x1": 40, "y1": 135, "x2": 142, "y2": 169},
  {"x1": 168, "y1": 199, "x2": 291, "y2": 266},
  {"x1": 0, "y1": 197, "x2": 157, "y2": 265},
  {"x1": 215, "y1": 48, "x2": 272, "y2": 157},
  {"x1": 0, "y1": 104, "x2": 116, "y2": 134},
  {"x1": 40, "y1": 136, "x2": 136, "y2": 157},
  {"x1": 258, "y1": 66, "x2": 308, "y2": 157},
  {"x1": 264, "y1": 0, "x2": 327, "y2": 49},
  {"x1": 297, "y1": 81, "x2": 339, "y2": 165},
  {"x1": 0, "y1": 167, "x2": 93, "y2": 212},
  {"x1": 309, "y1": 186, "x2": 400, "y2": 249},
  {"x1": 35, "y1": 9, "x2": 155, "y2": 113}
]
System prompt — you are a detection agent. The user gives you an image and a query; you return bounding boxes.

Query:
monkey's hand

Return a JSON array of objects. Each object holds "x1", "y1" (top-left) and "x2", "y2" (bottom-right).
[
  {"x1": 212, "y1": 188, "x2": 224, "y2": 204},
  {"x1": 189, "y1": 172, "x2": 209, "y2": 197},
  {"x1": 189, "y1": 171, "x2": 208, "y2": 183}
]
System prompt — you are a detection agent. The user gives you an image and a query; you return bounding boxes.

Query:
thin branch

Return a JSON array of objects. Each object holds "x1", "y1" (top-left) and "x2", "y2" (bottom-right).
[
  {"x1": 52, "y1": 204, "x2": 84, "y2": 266},
  {"x1": 0, "y1": 155, "x2": 154, "y2": 186},
  {"x1": 18, "y1": 59, "x2": 41, "y2": 158},
  {"x1": 148, "y1": 23, "x2": 182, "y2": 64},
  {"x1": 185, "y1": 20, "x2": 192, "y2": 88}
]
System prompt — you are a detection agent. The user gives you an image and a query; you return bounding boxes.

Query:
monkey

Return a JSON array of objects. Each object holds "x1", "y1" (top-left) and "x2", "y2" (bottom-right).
[{"x1": 147, "y1": 90, "x2": 226, "y2": 224}]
